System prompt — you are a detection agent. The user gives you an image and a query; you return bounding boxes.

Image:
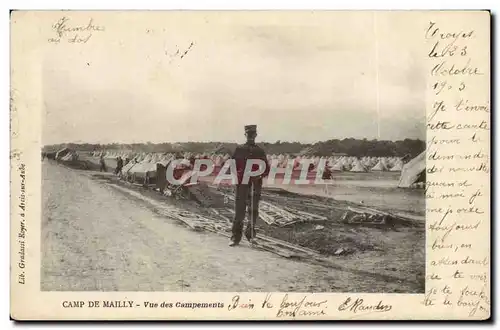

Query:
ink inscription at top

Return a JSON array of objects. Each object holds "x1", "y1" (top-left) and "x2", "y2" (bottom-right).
[{"x1": 48, "y1": 17, "x2": 105, "y2": 44}]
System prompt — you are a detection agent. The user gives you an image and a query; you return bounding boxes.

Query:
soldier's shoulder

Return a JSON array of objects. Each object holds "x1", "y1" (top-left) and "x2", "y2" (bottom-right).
[
  {"x1": 232, "y1": 144, "x2": 246, "y2": 155},
  {"x1": 255, "y1": 144, "x2": 267, "y2": 153},
  {"x1": 234, "y1": 144, "x2": 246, "y2": 151}
]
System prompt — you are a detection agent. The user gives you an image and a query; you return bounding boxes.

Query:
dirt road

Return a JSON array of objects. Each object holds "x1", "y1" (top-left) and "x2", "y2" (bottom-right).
[{"x1": 42, "y1": 161, "x2": 417, "y2": 292}]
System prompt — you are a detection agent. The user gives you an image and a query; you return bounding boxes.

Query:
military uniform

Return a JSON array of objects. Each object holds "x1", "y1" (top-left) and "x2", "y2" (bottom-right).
[
  {"x1": 99, "y1": 156, "x2": 107, "y2": 172},
  {"x1": 115, "y1": 157, "x2": 124, "y2": 174},
  {"x1": 230, "y1": 125, "x2": 270, "y2": 245}
]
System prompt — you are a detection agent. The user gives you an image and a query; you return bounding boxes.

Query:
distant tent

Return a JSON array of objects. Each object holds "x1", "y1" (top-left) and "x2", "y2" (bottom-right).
[
  {"x1": 371, "y1": 159, "x2": 389, "y2": 171},
  {"x1": 390, "y1": 160, "x2": 404, "y2": 172},
  {"x1": 293, "y1": 157, "x2": 302, "y2": 170},
  {"x1": 151, "y1": 153, "x2": 160, "y2": 164},
  {"x1": 212, "y1": 143, "x2": 234, "y2": 156},
  {"x1": 330, "y1": 160, "x2": 346, "y2": 171},
  {"x1": 398, "y1": 151, "x2": 426, "y2": 188},
  {"x1": 55, "y1": 147, "x2": 71, "y2": 160},
  {"x1": 214, "y1": 155, "x2": 224, "y2": 167},
  {"x1": 299, "y1": 146, "x2": 314, "y2": 156},
  {"x1": 60, "y1": 151, "x2": 79, "y2": 162},
  {"x1": 54, "y1": 148, "x2": 78, "y2": 162},
  {"x1": 157, "y1": 155, "x2": 171, "y2": 167},
  {"x1": 350, "y1": 159, "x2": 367, "y2": 172}
]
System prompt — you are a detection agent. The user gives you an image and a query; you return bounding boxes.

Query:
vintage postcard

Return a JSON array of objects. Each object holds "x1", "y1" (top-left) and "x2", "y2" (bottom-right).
[{"x1": 10, "y1": 10, "x2": 490, "y2": 320}]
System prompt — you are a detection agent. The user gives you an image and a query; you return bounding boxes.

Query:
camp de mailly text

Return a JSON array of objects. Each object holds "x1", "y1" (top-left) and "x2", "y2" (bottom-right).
[{"x1": 62, "y1": 300, "x2": 224, "y2": 309}]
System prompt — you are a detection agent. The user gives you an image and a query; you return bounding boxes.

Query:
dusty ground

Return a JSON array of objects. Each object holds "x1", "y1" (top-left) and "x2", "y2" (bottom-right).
[
  {"x1": 42, "y1": 159, "x2": 424, "y2": 292},
  {"x1": 210, "y1": 185, "x2": 425, "y2": 288}
]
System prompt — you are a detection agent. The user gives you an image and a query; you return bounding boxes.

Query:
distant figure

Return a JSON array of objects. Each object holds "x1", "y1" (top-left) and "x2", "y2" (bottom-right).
[
  {"x1": 322, "y1": 166, "x2": 332, "y2": 180},
  {"x1": 115, "y1": 157, "x2": 124, "y2": 175},
  {"x1": 99, "y1": 155, "x2": 107, "y2": 172},
  {"x1": 230, "y1": 124, "x2": 270, "y2": 247},
  {"x1": 124, "y1": 157, "x2": 130, "y2": 166}
]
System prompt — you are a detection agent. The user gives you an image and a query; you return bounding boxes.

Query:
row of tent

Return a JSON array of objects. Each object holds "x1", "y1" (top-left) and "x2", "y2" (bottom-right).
[
  {"x1": 86, "y1": 149, "x2": 427, "y2": 188},
  {"x1": 266, "y1": 155, "x2": 403, "y2": 172},
  {"x1": 327, "y1": 156, "x2": 404, "y2": 172},
  {"x1": 51, "y1": 147, "x2": 79, "y2": 162},
  {"x1": 91, "y1": 150, "x2": 404, "y2": 172}
]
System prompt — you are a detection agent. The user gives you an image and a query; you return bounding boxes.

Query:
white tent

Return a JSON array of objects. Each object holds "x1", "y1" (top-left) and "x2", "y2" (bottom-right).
[
  {"x1": 390, "y1": 160, "x2": 404, "y2": 172},
  {"x1": 330, "y1": 160, "x2": 346, "y2": 171},
  {"x1": 55, "y1": 147, "x2": 71, "y2": 160},
  {"x1": 398, "y1": 151, "x2": 426, "y2": 188},
  {"x1": 371, "y1": 159, "x2": 389, "y2": 171},
  {"x1": 214, "y1": 155, "x2": 223, "y2": 167},
  {"x1": 60, "y1": 150, "x2": 78, "y2": 162},
  {"x1": 350, "y1": 159, "x2": 367, "y2": 172}
]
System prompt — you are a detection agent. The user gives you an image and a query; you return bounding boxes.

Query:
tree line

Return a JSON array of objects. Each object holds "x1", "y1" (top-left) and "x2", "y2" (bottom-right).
[{"x1": 43, "y1": 138, "x2": 425, "y2": 158}]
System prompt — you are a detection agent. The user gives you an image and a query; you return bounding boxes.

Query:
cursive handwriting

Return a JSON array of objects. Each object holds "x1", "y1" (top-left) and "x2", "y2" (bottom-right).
[
  {"x1": 274, "y1": 294, "x2": 327, "y2": 318},
  {"x1": 338, "y1": 297, "x2": 392, "y2": 314},
  {"x1": 424, "y1": 18, "x2": 490, "y2": 319},
  {"x1": 425, "y1": 22, "x2": 475, "y2": 41},
  {"x1": 227, "y1": 295, "x2": 254, "y2": 311},
  {"x1": 49, "y1": 17, "x2": 105, "y2": 44},
  {"x1": 431, "y1": 59, "x2": 483, "y2": 77},
  {"x1": 52, "y1": 17, "x2": 105, "y2": 38}
]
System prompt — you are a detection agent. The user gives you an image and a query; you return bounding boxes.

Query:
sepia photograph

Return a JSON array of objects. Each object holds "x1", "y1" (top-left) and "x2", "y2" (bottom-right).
[
  {"x1": 39, "y1": 11, "x2": 426, "y2": 294},
  {"x1": 10, "y1": 9, "x2": 491, "y2": 320}
]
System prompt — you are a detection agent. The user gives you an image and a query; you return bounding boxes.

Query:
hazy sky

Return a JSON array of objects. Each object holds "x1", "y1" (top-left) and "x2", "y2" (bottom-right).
[{"x1": 42, "y1": 11, "x2": 427, "y2": 145}]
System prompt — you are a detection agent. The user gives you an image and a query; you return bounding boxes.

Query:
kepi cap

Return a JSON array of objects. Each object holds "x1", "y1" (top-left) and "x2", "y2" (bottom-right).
[{"x1": 244, "y1": 125, "x2": 257, "y2": 133}]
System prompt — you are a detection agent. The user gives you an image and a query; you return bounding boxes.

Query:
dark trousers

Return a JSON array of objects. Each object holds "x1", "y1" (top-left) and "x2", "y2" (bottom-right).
[{"x1": 231, "y1": 179, "x2": 262, "y2": 243}]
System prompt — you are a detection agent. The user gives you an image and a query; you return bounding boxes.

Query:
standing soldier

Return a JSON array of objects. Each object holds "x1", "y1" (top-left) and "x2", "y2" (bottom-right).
[
  {"x1": 99, "y1": 154, "x2": 107, "y2": 172},
  {"x1": 230, "y1": 125, "x2": 270, "y2": 247},
  {"x1": 115, "y1": 156, "x2": 124, "y2": 175}
]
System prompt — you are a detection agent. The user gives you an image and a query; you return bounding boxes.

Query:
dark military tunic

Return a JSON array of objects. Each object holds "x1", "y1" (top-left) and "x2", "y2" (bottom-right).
[
  {"x1": 231, "y1": 142, "x2": 270, "y2": 243},
  {"x1": 115, "y1": 157, "x2": 124, "y2": 174},
  {"x1": 99, "y1": 157, "x2": 107, "y2": 172}
]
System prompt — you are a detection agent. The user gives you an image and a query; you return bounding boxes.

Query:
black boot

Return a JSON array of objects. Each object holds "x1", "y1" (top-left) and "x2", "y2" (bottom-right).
[{"x1": 229, "y1": 235, "x2": 240, "y2": 247}]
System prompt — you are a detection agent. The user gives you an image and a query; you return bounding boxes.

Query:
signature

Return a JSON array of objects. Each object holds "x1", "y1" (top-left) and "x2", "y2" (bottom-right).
[
  {"x1": 52, "y1": 17, "x2": 105, "y2": 38},
  {"x1": 338, "y1": 297, "x2": 392, "y2": 314}
]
